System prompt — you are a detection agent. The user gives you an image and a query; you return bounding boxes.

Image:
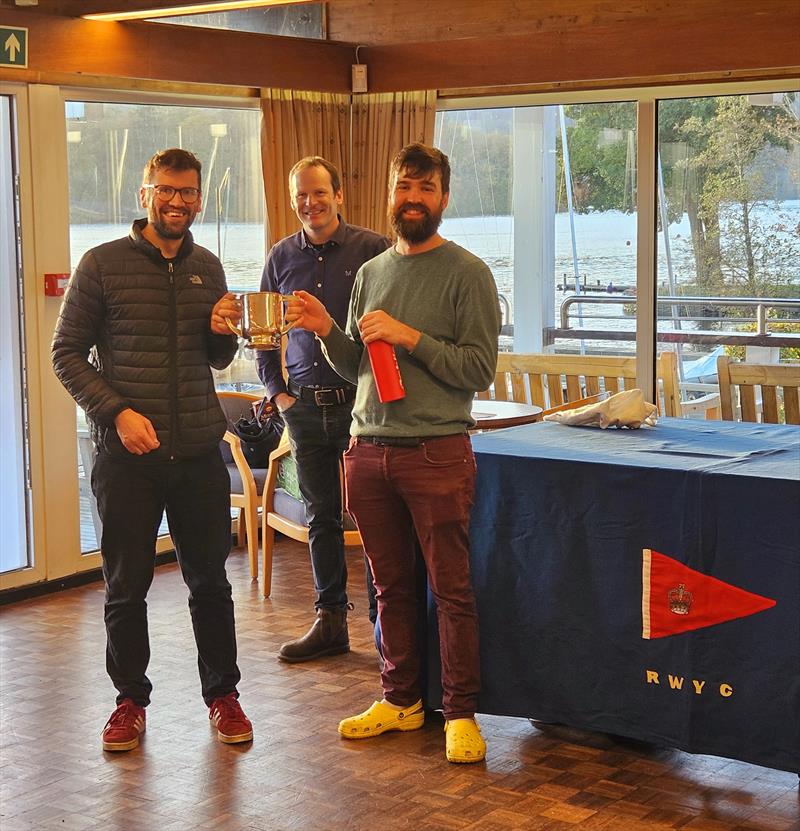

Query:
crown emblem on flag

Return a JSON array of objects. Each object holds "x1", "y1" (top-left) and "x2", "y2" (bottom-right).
[
  {"x1": 642, "y1": 549, "x2": 776, "y2": 639},
  {"x1": 668, "y1": 583, "x2": 693, "y2": 615}
]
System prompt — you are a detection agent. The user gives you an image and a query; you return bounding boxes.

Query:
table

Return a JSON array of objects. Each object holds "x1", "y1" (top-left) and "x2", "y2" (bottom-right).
[
  {"x1": 470, "y1": 400, "x2": 542, "y2": 430},
  {"x1": 425, "y1": 417, "x2": 800, "y2": 773}
]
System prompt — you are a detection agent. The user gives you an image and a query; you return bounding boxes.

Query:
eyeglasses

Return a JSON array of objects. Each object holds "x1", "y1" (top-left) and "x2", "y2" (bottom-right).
[{"x1": 143, "y1": 184, "x2": 201, "y2": 203}]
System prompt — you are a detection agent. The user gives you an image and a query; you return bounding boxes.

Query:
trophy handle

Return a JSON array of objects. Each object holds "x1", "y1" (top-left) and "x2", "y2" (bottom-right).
[
  {"x1": 280, "y1": 294, "x2": 297, "y2": 335},
  {"x1": 226, "y1": 317, "x2": 244, "y2": 338}
]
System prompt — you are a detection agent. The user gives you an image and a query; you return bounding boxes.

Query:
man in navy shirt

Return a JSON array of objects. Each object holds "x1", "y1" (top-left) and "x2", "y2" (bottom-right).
[{"x1": 258, "y1": 157, "x2": 389, "y2": 662}]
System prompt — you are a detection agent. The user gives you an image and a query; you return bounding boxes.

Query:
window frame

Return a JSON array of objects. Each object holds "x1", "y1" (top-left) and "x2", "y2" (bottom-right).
[{"x1": 437, "y1": 79, "x2": 799, "y2": 399}]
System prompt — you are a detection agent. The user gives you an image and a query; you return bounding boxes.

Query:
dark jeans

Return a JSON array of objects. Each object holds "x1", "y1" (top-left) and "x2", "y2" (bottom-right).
[
  {"x1": 91, "y1": 449, "x2": 240, "y2": 707},
  {"x1": 344, "y1": 433, "x2": 480, "y2": 721},
  {"x1": 368, "y1": 538, "x2": 428, "y2": 677},
  {"x1": 280, "y1": 397, "x2": 353, "y2": 610}
]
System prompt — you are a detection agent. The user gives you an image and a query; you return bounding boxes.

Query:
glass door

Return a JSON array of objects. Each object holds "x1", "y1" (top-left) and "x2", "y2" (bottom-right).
[
  {"x1": 0, "y1": 93, "x2": 31, "y2": 574},
  {"x1": 65, "y1": 95, "x2": 266, "y2": 552}
]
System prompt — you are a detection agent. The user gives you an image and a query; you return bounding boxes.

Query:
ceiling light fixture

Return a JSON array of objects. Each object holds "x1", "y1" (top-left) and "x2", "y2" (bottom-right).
[{"x1": 83, "y1": 0, "x2": 311, "y2": 22}]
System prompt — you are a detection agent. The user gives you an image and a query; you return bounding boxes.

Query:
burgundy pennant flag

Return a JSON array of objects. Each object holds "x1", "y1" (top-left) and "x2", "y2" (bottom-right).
[{"x1": 642, "y1": 549, "x2": 776, "y2": 639}]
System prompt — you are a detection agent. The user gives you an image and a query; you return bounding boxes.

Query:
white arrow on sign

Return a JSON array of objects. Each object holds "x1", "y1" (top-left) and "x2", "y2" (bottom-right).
[{"x1": 4, "y1": 33, "x2": 21, "y2": 62}]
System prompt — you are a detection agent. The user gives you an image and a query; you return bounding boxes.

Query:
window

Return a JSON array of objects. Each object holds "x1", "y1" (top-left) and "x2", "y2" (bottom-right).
[
  {"x1": 66, "y1": 98, "x2": 265, "y2": 552},
  {"x1": 67, "y1": 101, "x2": 264, "y2": 282},
  {"x1": 149, "y1": 3, "x2": 324, "y2": 38},
  {"x1": 0, "y1": 94, "x2": 30, "y2": 574},
  {"x1": 437, "y1": 88, "x2": 799, "y2": 415},
  {"x1": 656, "y1": 91, "x2": 800, "y2": 403},
  {"x1": 435, "y1": 101, "x2": 638, "y2": 358}
]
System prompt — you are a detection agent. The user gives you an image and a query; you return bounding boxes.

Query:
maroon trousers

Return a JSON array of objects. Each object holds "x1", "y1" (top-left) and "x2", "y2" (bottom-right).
[{"x1": 344, "y1": 433, "x2": 480, "y2": 720}]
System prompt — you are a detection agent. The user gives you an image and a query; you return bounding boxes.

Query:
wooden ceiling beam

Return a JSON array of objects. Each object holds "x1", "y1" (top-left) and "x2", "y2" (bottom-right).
[
  {"x1": 0, "y1": 8, "x2": 353, "y2": 91},
  {"x1": 361, "y1": 2, "x2": 800, "y2": 92},
  {"x1": 326, "y1": 0, "x2": 798, "y2": 49}
]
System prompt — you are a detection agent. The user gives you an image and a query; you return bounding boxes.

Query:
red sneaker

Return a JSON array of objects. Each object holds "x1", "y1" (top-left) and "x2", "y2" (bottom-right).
[
  {"x1": 102, "y1": 699, "x2": 146, "y2": 752},
  {"x1": 209, "y1": 693, "x2": 253, "y2": 744}
]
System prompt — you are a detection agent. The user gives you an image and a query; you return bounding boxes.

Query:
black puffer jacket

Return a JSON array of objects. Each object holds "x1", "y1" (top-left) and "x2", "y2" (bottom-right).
[{"x1": 52, "y1": 219, "x2": 238, "y2": 462}]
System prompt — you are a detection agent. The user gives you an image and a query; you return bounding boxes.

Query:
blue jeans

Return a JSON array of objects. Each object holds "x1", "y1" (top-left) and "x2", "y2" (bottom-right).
[
  {"x1": 91, "y1": 449, "x2": 240, "y2": 707},
  {"x1": 280, "y1": 397, "x2": 353, "y2": 610}
]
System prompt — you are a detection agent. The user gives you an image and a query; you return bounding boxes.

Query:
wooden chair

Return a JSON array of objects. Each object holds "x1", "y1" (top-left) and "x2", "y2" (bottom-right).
[
  {"x1": 260, "y1": 432, "x2": 362, "y2": 598},
  {"x1": 217, "y1": 390, "x2": 267, "y2": 581},
  {"x1": 477, "y1": 351, "x2": 684, "y2": 417},
  {"x1": 540, "y1": 392, "x2": 608, "y2": 417},
  {"x1": 717, "y1": 356, "x2": 800, "y2": 424}
]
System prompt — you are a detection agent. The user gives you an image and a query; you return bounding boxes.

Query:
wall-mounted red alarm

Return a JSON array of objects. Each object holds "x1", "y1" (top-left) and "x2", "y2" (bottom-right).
[{"x1": 44, "y1": 273, "x2": 70, "y2": 296}]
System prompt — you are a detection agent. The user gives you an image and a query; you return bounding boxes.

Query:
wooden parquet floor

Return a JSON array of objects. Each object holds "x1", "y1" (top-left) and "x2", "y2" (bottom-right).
[{"x1": 1, "y1": 538, "x2": 798, "y2": 831}]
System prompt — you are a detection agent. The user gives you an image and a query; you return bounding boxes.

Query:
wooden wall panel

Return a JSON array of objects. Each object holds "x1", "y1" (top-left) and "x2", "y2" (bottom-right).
[
  {"x1": 0, "y1": 9, "x2": 353, "y2": 92},
  {"x1": 361, "y1": 3, "x2": 800, "y2": 93},
  {"x1": 325, "y1": 0, "x2": 759, "y2": 48}
]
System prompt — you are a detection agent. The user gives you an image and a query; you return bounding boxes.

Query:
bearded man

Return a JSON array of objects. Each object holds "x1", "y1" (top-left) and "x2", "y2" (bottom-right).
[{"x1": 286, "y1": 143, "x2": 500, "y2": 764}]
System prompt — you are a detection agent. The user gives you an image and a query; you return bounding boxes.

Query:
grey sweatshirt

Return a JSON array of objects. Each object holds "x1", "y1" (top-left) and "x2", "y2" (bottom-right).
[{"x1": 321, "y1": 240, "x2": 501, "y2": 437}]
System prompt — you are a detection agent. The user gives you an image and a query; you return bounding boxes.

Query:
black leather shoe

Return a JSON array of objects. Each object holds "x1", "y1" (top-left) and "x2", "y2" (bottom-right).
[{"x1": 278, "y1": 607, "x2": 350, "y2": 663}]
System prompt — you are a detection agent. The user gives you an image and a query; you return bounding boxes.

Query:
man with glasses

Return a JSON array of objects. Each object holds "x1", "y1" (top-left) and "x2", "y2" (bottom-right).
[
  {"x1": 53, "y1": 148, "x2": 253, "y2": 752},
  {"x1": 257, "y1": 157, "x2": 389, "y2": 663}
]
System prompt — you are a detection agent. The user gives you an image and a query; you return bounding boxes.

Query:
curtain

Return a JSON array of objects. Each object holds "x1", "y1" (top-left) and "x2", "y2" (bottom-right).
[
  {"x1": 348, "y1": 90, "x2": 437, "y2": 235},
  {"x1": 260, "y1": 88, "x2": 350, "y2": 247},
  {"x1": 260, "y1": 88, "x2": 437, "y2": 245}
]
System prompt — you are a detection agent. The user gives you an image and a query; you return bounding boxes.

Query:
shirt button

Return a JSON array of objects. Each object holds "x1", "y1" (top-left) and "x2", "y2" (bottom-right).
[
  {"x1": 318, "y1": 256, "x2": 323, "y2": 262},
  {"x1": 317, "y1": 282, "x2": 322, "y2": 288},
  {"x1": 313, "y1": 361, "x2": 319, "y2": 367}
]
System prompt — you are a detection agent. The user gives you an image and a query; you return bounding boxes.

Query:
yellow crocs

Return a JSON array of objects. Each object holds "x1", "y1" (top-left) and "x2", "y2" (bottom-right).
[
  {"x1": 444, "y1": 718, "x2": 486, "y2": 763},
  {"x1": 338, "y1": 699, "x2": 425, "y2": 739}
]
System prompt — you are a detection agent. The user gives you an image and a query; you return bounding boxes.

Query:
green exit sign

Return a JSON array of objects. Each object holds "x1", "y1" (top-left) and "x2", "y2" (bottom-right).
[{"x1": 1, "y1": 26, "x2": 27, "y2": 68}]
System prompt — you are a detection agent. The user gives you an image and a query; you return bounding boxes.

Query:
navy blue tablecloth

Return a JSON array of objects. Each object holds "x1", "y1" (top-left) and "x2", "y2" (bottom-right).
[{"x1": 425, "y1": 418, "x2": 800, "y2": 773}]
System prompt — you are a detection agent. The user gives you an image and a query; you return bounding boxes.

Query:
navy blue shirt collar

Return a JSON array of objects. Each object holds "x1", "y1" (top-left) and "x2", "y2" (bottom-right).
[{"x1": 297, "y1": 214, "x2": 347, "y2": 251}]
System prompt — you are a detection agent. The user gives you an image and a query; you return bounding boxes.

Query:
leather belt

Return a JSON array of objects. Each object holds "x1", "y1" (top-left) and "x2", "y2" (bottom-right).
[
  {"x1": 288, "y1": 379, "x2": 355, "y2": 407},
  {"x1": 360, "y1": 435, "x2": 426, "y2": 447},
  {"x1": 359, "y1": 433, "x2": 464, "y2": 447}
]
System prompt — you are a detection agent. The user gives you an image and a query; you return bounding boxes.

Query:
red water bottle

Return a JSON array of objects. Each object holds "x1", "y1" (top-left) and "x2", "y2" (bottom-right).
[{"x1": 367, "y1": 340, "x2": 405, "y2": 403}]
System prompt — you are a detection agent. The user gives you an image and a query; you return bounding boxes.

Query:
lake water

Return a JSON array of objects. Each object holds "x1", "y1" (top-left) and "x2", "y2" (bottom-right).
[
  {"x1": 67, "y1": 211, "x2": 655, "y2": 292},
  {"x1": 69, "y1": 201, "x2": 799, "y2": 349}
]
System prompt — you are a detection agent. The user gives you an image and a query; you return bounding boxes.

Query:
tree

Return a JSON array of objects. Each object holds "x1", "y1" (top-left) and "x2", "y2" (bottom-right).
[
  {"x1": 566, "y1": 95, "x2": 799, "y2": 297},
  {"x1": 438, "y1": 109, "x2": 512, "y2": 218},
  {"x1": 658, "y1": 98, "x2": 725, "y2": 291},
  {"x1": 559, "y1": 103, "x2": 636, "y2": 213},
  {"x1": 678, "y1": 96, "x2": 799, "y2": 296}
]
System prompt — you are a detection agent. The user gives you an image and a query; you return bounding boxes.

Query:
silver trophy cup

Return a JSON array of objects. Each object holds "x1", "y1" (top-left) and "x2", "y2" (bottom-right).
[{"x1": 226, "y1": 291, "x2": 295, "y2": 350}]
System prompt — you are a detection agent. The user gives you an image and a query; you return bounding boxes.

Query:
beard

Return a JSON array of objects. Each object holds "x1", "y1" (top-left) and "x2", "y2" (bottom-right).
[
  {"x1": 151, "y1": 218, "x2": 187, "y2": 240},
  {"x1": 390, "y1": 202, "x2": 443, "y2": 244},
  {"x1": 148, "y1": 205, "x2": 195, "y2": 240}
]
